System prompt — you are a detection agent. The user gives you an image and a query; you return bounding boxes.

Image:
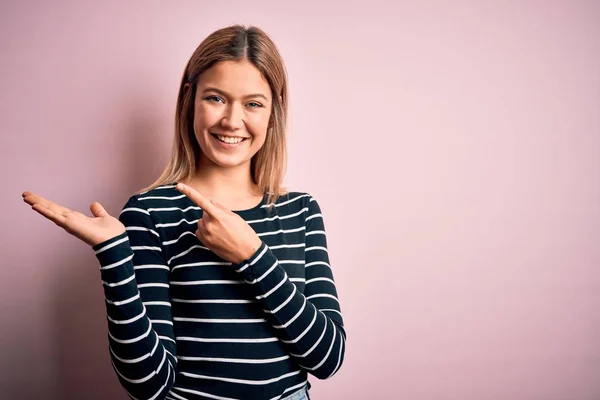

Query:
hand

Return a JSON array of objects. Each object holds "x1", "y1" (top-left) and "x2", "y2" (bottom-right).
[
  {"x1": 175, "y1": 183, "x2": 262, "y2": 264},
  {"x1": 22, "y1": 191, "x2": 126, "y2": 247}
]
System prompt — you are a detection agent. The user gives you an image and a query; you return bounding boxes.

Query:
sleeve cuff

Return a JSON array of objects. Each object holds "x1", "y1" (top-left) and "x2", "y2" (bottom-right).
[
  {"x1": 92, "y1": 232, "x2": 132, "y2": 268},
  {"x1": 232, "y1": 242, "x2": 276, "y2": 281}
]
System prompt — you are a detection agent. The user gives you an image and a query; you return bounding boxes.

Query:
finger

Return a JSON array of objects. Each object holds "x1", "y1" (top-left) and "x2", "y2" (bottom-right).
[
  {"x1": 23, "y1": 192, "x2": 71, "y2": 215},
  {"x1": 176, "y1": 183, "x2": 219, "y2": 216},
  {"x1": 90, "y1": 201, "x2": 108, "y2": 218},
  {"x1": 210, "y1": 199, "x2": 231, "y2": 213},
  {"x1": 31, "y1": 203, "x2": 67, "y2": 227}
]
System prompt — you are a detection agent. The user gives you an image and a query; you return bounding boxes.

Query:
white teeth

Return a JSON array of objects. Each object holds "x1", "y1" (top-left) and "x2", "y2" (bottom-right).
[{"x1": 216, "y1": 135, "x2": 244, "y2": 144}]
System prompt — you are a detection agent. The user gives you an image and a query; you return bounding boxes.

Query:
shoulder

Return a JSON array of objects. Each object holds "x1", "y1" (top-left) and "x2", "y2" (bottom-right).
[
  {"x1": 272, "y1": 190, "x2": 323, "y2": 216},
  {"x1": 119, "y1": 183, "x2": 184, "y2": 217},
  {"x1": 125, "y1": 183, "x2": 185, "y2": 207}
]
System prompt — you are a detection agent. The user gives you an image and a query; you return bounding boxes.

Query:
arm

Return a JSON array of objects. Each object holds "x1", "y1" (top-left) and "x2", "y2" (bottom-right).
[
  {"x1": 233, "y1": 196, "x2": 346, "y2": 379},
  {"x1": 93, "y1": 196, "x2": 177, "y2": 400}
]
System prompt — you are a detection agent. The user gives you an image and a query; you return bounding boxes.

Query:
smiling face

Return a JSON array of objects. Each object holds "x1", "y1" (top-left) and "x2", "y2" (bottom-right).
[{"x1": 192, "y1": 59, "x2": 273, "y2": 171}]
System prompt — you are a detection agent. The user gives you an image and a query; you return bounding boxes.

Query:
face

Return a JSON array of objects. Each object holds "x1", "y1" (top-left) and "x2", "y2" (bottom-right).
[{"x1": 192, "y1": 59, "x2": 273, "y2": 170}]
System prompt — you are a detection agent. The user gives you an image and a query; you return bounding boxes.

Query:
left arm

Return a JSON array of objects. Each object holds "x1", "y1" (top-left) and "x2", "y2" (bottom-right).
[{"x1": 233, "y1": 196, "x2": 346, "y2": 379}]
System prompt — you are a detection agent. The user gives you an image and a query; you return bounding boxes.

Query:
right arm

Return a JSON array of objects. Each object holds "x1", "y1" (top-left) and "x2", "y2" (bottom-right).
[
  {"x1": 92, "y1": 196, "x2": 177, "y2": 400},
  {"x1": 22, "y1": 190, "x2": 176, "y2": 400}
]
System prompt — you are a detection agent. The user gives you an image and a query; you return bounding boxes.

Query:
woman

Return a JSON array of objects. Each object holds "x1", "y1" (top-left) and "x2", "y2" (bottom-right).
[{"x1": 22, "y1": 25, "x2": 345, "y2": 400}]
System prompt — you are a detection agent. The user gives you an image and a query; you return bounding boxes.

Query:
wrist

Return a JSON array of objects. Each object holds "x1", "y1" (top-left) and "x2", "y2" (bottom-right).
[{"x1": 237, "y1": 236, "x2": 263, "y2": 264}]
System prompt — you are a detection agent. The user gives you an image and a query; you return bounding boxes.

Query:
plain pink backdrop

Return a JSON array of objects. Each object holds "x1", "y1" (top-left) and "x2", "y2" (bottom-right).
[{"x1": 2, "y1": 1, "x2": 599, "y2": 399}]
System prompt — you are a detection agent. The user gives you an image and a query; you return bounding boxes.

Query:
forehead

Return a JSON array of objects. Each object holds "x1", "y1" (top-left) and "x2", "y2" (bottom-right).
[{"x1": 197, "y1": 60, "x2": 271, "y2": 98}]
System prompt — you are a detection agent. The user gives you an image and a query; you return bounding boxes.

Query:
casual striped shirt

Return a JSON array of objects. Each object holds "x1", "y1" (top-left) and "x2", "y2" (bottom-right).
[{"x1": 92, "y1": 184, "x2": 346, "y2": 400}]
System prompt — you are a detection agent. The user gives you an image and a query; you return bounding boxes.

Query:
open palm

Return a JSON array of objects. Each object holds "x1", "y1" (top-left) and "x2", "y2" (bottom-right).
[{"x1": 22, "y1": 191, "x2": 126, "y2": 247}]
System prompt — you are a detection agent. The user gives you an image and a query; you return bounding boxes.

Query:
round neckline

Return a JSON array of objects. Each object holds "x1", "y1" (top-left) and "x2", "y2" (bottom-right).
[{"x1": 172, "y1": 181, "x2": 267, "y2": 218}]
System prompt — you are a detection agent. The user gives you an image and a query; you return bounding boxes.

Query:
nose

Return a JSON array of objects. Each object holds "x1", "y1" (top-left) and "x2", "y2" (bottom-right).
[{"x1": 221, "y1": 102, "x2": 244, "y2": 130}]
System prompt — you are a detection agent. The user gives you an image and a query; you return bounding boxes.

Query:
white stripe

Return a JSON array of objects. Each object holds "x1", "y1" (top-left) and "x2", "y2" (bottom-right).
[
  {"x1": 279, "y1": 260, "x2": 305, "y2": 265},
  {"x1": 306, "y1": 230, "x2": 326, "y2": 236},
  {"x1": 106, "y1": 293, "x2": 140, "y2": 306},
  {"x1": 180, "y1": 369, "x2": 301, "y2": 385},
  {"x1": 305, "y1": 246, "x2": 327, "y2": 253},
  {"x1": 138, "y1": 283, "x2": 170, "y2": 289},
  {"x1": 170, "y1": 280, "x2": 243, "y2": 286},
  {"x1": 168, "y1": 244, "x2": 209, "y2": 264},
  {"x1": 306, "y1": 293, "x2": 339, "y2": 302},
  {"x1": 167, "y1": 391, "x2": 192, "y2": 400},
  {"x1": 327, "y1": 333, "x2": 344, "y2": 378},
  {"x1": 171, "y1": 260, "x2": 230, "y2": 272},
  {"x1": 174, "y1": 317, "x2": 266, "y2": 323},
  {"x1": 258, "y1": 226, "x2": 305, "y2": 237},
  {"x1": 155, "y1": 218, "x2": 199, "y2": 228},
  {"x1": 177, "y1": 354, "x2": 290, "y2": 364},
  {"x1": 109, "y1": 334, "x2": 159, "y2": 364},
  {"x1": 281, "y1": 306, "x2": 318, "y2": 344},
  {"x1": 321, "y1": 309, "x2": 343, "y2": 318},
  {"x1": 176, "y1": 336, "x2": 278, "y2": 343},
  {"x1": 102, "y1": 274, "x2": 136, "y2": 287},
  {"x1": 134, "y1": 264, "x2": 170, "y2": 271},
  {"x1": 269, "y1": 243, "x2": 305, "y2": 250},
  {"x1": 148, "y1": 205, "x2": 200, "y2": 213},
  {"x1": 264, "y1": 284, "x2": 296, "y2": 314},
  {"x1": 139, "y1": 194, "x2": 186, "y2": 200},
  {"x1": 159, "y1": 335, "x2": 176, "y2": 343},
  {"x1": 172, "y1": 298, "x2": 254, "y2": 304},
  {"x1": 109, "y1": 322, "x2": 152, "y2": 344},
  {"x1": 305, "y1": 277, "x2": 335, "y2": 285},
  {"x1": 289, "y1": 278, "x2": 305, "y2": 283},
  {"x1": 302, "y1": 323, "x2": 337, "y2": 371},
  {"x1": 235, "y1": 244, "x2": 268, "y2": 273},
  {"x1": 246, "y1": 207, "x2": 308, "y2": 224},
  {"x1": 126, "y1": 226, "x2": 160, "y2": 237},
  {"x1": 144, "y1": 301, "x2": 171, "y2": 307},
  {"x1": 96, "y1": 239, "x2": 130, "y2": 257},
  {"x1": 111, "y1": 353, "x2": 161, "y2": 384},
  {"x1": 132, "y1": 245, "x2": 162, "y2": 252},
  {"x1": 150, "y1": 319, "x2": 173, "y2": 326},
  {"x1": 162, "y1": 230, "x2": 196, "y2": 246},
  {"x1": 120, "y1": 207, "x2": 150, "y2": 216},
  {"x1": 246, "y1": 260, "x2": 278, "y2": 284},
  {"x1": 139, "y1": 184, "x2": 177, "y2": 194},
  {"x1": 290, "y1": 315, "x2": 328, "y2": 358},
  {"x1": 306, "y1": 213, "x2": 322, "y2": 221},
  {"x1": 274, "y1": 296, "x2": 306, "y2": 329},
  {"x1": 255, "y1": 273, "x2": 288, "y2": 300},
  {"x1": 107, "y1": 306, "x2": 146, "y2": 325},
  {"x1": 262, "y1": 194, "x2": 309, "y2": 208},
  {"x1": 305, "y1": 261, "x2": 330, "y2": 268}
]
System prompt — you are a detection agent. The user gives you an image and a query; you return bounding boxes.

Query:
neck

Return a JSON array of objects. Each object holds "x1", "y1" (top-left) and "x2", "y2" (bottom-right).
[{"x1": 187, "y1": 157, "x2": 261, "y2": 201}]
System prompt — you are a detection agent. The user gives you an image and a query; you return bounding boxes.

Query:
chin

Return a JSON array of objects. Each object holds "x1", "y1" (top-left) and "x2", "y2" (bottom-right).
[{"x1": 201, "y1": 150, "x2": 252, "y2": 169}]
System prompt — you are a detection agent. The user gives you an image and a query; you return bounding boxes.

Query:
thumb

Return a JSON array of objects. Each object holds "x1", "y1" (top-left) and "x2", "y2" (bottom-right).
[{"x1": 90, "y1": 201, "x2": 109, "y2": 218}]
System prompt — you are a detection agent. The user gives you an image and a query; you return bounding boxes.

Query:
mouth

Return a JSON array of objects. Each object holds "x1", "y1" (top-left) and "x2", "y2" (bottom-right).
[{"x1": 210, "y1": 133, "x2": 249, "y2": 145}]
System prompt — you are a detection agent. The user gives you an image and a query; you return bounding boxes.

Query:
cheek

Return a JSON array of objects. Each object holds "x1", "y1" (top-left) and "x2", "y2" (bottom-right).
[
  {"x1": 247, "y1": 113, "x2": 271, "y2": 137},
  {"x1": 194, "y1": 106, "x2": 220, "y2": 131}
]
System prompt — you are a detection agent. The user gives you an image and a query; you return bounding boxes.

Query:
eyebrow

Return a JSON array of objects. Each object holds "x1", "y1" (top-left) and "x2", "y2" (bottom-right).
[{"x1": 201, "y1": 87, "x2": 269, "y2": 101}]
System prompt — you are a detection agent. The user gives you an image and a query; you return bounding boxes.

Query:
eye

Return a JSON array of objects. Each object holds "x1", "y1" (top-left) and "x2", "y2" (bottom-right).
[
  {"x1": 247, "y1": 101, "x2": 263, "y2": 108},
  {"x1": 205, "y1": 95, "x2": 224, "y2": 103}
]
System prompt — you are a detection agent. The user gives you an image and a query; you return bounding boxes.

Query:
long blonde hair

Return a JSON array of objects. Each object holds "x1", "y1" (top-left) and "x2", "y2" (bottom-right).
[{"x1": 139, "y1": 25, "x2": 289, "y2": 206}]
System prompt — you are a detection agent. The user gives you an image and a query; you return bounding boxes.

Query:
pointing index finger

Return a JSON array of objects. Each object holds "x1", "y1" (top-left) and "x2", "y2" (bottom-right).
[{"x1": 176, "y1": 183, "x2": 218, "y2": 216}]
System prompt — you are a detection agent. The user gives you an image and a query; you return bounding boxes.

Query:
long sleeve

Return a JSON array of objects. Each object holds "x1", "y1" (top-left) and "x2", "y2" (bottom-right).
[
  {"x1": 233, "y1": 195, "x2": 346, "y2": 379},
  {"x1": 92, "y1": 196, "x2": 177, "y2": 400}
]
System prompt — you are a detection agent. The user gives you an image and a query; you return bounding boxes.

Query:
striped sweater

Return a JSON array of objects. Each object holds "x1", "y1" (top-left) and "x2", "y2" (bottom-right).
[{"x1": 92, "y1": 183, "x2": 346, "y2": 400}]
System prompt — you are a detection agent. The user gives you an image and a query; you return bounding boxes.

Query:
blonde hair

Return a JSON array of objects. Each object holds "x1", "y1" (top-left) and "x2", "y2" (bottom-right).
[{"x1": 139, "y1": 25, "x2": 289, "y2": 206}]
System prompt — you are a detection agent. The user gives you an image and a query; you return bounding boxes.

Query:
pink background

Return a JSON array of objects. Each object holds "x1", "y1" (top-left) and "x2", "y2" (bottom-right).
[{"x1": 2, "y1": 1, "x2": 599, "y2": 399}]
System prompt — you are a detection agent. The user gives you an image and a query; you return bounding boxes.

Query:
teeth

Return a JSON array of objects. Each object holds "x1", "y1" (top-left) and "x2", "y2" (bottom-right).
[{"x1": 216, "y1": 135, "x2": 244, "y2": 144}]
